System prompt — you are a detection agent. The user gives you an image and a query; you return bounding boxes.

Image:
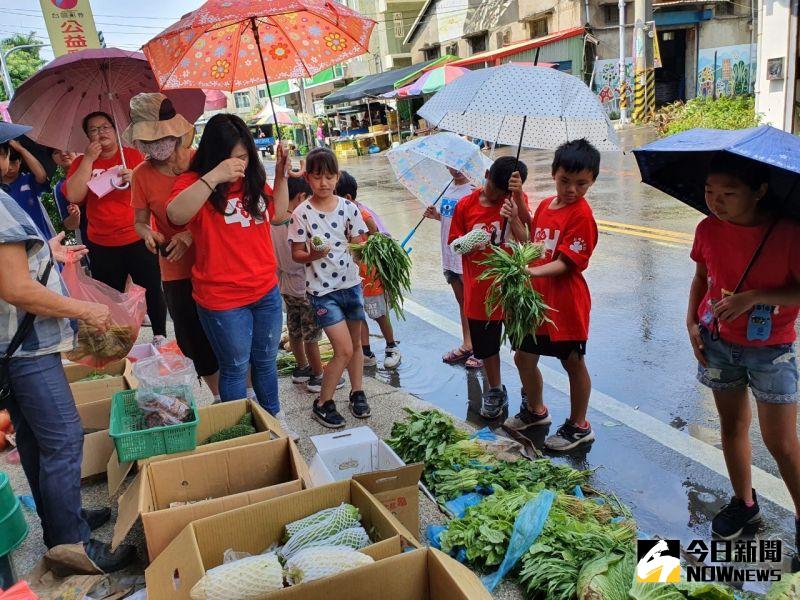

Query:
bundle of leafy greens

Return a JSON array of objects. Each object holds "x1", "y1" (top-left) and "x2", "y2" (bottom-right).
[
  {"x1": 386, "y1": 408, "x2": 469, "y2": 465},
  {"x1": 477, "y1": 240, "x2": 552, "y2": 347},
  {"x1": 350, "y1": 233, "x2": 412, "y2": 318},
  {"x1": 518, "y1": 495, "x2": 637, "y2": 600}
]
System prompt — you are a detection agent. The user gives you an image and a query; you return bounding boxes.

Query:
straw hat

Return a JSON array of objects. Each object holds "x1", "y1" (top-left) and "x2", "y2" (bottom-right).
[{"x1": 122, "y1": 93, "x2": 194, "y2": 148}]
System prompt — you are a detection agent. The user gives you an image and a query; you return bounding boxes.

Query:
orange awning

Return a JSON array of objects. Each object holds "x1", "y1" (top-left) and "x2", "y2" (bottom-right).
[{"x1": 449, "y1": 27, "x2": 585, "y2": 68}]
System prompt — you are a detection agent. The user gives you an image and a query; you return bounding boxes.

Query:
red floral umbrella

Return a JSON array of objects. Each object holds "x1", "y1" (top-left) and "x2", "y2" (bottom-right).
[{"x1": 143, "y1": 0, "x2": 375, "y2": 136}]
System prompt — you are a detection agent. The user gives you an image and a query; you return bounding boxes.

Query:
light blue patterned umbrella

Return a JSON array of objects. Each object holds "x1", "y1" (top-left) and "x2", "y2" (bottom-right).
[
  {"x1": 387, "y1": 131, "x2": 491, "y2": 207},
  {"x1": 387, "y1": 132, "x2": 492, "y2": 250}
]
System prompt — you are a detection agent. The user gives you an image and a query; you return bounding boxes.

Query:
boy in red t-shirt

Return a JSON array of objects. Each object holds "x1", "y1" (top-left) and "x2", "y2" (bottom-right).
[
  {"x1": 504, "y1": 139, "x2": 600, "y2": 452},
  {"x1": 448, "y1": 156, "x2": 530, "y2": 420},
  {"x1": 335, "y1": 171, "x2": 401, "y2": 370},
  {"x1": 687, "y1": 154, "x2": 800, "y2": 544}
]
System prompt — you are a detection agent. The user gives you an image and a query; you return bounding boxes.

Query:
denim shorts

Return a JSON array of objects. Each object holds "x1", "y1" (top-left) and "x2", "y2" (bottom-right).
[
  {"x1": 697, "y1": 328, "x2": 798, "y2": 404},
  {"x1": 307, "y1": 285, "x2": 365, "y2": 328}
]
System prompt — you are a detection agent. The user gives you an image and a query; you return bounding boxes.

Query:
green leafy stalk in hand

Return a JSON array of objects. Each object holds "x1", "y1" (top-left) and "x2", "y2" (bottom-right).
[
  {"x1": 350, "y1": 233, "x2": 412, "y2": 319},
  {"x1": 477, "y1": 240, "x2": 552, "y2": 348}
]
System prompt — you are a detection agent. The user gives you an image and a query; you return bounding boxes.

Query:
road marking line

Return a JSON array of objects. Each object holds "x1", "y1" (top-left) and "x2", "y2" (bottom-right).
[
  {"x1": 597, "y1": 219, "x2": 695, "y2": 240},
  {"x1": 598, "y1": 226, "x2": 693, "y2": 246},
  {"x1": 403, "y1": 298, "x2": 794, "y2": 512}
]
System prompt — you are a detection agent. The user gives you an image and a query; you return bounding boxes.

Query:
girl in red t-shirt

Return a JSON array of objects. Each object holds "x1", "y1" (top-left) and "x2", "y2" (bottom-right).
[
  {"x1": 167, "y1": 114, "x2": 290, "y2": 424},
  {"x1": 504, "y1": 140, "x2": 600, "y2": 454},
  {"x1": 688, "y1": 154, "x2": 800, "y2": 544}
]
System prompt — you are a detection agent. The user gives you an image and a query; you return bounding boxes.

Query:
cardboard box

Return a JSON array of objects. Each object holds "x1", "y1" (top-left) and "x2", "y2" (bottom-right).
[
  {"x1": 69, "y1": 360, "x2": 136, "y2": 479},
  {"x1": 258, "y1": 548, "x2": 492, "y2": 600},
  {"x1": 65, "y1": 359, "x2": 135, "y2": 405},
  {"x1": 113, "y1": 437, "x2": 311, "y2": 561},
  {"x1": 309, "y1": 427, "x2": 424, "y2": 536},
  {"x1": 145, "y1": 480, "x2": 421, "y2": 600},
  {"x1": 106, "y1": 399, "x2": 286, "y2": 496}
]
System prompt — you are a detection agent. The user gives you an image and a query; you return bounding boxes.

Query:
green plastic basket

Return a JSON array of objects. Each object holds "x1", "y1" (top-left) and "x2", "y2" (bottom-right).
[
  {"x1": 109, "y1": 389, "x2": 198, "y2": 462},
  {"x1": 0, "y1": 473, "x2": 28, "y2": 555}
]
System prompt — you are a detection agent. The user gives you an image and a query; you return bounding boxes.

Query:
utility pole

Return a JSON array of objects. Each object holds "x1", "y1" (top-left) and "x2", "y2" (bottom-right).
[
  {"x1": 0, "y1": 43, "x2": 49, "y2": 101},
  {"x1": 632, "y1": 0, "x2": 648, "y2": 123},
  {"x1": 296, "y1": 76, "x2": 314, "y2": 151},
  {"x1": 618, "y1": 0, "x2": 629, "y2": 124}
]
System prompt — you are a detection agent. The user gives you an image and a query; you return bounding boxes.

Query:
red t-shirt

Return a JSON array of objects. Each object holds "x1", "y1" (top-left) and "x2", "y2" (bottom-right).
[
  {"x1": 168, "y1": 173, "x2": 277, "y2": 311},
  {"x1": 131, "y1": 159, "x2": 195, "y2": 281},
  {"x1": 64, "y1": 147, "x2": 144, "y2": 246},
  {"x1": 447, "y1": 189, "x2": 512, "y2": 321},
  {"x1": 690, "y1": 216, "x2": 800, "y2": 346},
  {"x1": 531, "y1": 197, "x2": 598, "y2": 341}
]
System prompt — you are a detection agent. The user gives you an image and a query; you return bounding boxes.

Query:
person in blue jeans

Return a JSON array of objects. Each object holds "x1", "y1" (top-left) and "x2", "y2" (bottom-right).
[
  {"x1": 289, "y1": 148, "x2": 370, "y2": 428},
  {"x1": 167, "y1": 114, "x2": 291, "y2": 426},
  {"x1": 0, "y1": 123, "x2": 135, "y2": 572}
]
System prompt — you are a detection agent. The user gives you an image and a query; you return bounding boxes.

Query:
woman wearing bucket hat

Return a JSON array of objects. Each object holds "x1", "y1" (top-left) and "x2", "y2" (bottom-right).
[
  {"x1": 126, "y1": 93, "x2": 220, "y2": 399},
  {"x1": 63, "y1": 110, "x2": 167, "y2": 341}
]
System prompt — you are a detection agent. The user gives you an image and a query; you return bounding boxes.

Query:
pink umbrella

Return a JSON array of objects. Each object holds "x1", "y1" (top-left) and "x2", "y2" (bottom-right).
[
  {"x1": 8, "y1": 48, "x2": 206, "y2": 154},
  {"x1": 204, "y1": 89, "x2": 227, "y2": 110}
]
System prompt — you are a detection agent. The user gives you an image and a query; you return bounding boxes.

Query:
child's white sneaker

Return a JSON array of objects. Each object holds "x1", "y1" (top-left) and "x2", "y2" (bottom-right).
[{"x1": 383, "y1": 345, "x2": 401, "y2": 369}]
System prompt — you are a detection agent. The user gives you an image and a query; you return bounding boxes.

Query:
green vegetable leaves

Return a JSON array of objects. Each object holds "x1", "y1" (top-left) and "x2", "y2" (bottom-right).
[
  {"x1": 350, "y1": 233, "x2": 412, "y2": 319},
  {"x1": 477, "y1": 240, "x2": 552, "y2": 348},
  {"x1": 386, "y1": 408, "x2": 469, "y2": 465}
]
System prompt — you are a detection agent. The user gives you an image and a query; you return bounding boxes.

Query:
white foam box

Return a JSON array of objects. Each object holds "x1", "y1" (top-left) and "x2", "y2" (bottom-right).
[
  {"x1": 308, "y1": 427, "x2": 424, "y2": 537},
  {"x1": 308, "y1": 426, "x2": 403, "y2": 482}
]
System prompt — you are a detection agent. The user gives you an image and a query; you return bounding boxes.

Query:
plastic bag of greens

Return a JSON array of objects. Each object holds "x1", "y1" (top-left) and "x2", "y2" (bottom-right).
[
  {"x1": 62, "y1": 260, "x2": 146, "y2": 367},
  {"x1": 482, "y1": 489, "x2": 556, "y2": 592}
]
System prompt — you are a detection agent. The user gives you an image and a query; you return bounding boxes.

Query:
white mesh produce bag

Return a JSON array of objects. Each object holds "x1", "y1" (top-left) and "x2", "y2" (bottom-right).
[
  {"x1": 284, "y1": 503, "x2": 360, "y2": 539},
  {"x1": 285, "y1": 546, "x2": 374, "y2": 585},
  {"x1": 279, "y1": 503, "x2": 361, "y2": 560},
  {"x1": 289, "y1": 526, "x2": 371, "y2": 556},
  {"x1": 189, "y1": 553, "x2": 283, "y2": 600}
]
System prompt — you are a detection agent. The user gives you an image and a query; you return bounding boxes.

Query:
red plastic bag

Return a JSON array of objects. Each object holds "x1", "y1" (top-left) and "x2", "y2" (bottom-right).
[{"x1": 61, "y1": 261, "x2": 146, "y2": 368}]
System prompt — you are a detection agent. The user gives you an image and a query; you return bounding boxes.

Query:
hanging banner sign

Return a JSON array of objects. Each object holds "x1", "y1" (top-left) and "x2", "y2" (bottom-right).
[{"x1": 39, "y1": 0, "x2": 101, "y2": 57}]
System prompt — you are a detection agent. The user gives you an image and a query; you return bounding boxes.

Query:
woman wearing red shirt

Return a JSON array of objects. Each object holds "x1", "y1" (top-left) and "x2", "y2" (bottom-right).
[
  {"x1": 64, "y1": 111, "x2": 167, "y2": 339},
  {"x1": 167, "y1": 114, "x2": 289, "y2": 416}
]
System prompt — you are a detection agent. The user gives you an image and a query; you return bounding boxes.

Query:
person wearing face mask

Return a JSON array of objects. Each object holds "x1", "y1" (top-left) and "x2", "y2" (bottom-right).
[
  {"x1": 126, "y1": 93, "x2": 220, "y2": 401},
  {"x1": 63, "y1": 111, "x2": 167, "y2": 341},
  {"x1": 49, "y1": 148, "x2": 83, "y2": 237},
  {"x1": 167, "y1": 113, "x2": 291, "y2": 426}
]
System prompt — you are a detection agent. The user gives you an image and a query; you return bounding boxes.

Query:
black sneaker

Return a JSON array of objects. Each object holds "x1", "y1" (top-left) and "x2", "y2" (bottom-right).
[
  {"x1": 292, "y1": 364, "x2": 313, "y2": 384},
  {"x1": 84, "y1": 507, "x2": 111, "y2": 531},
  {"x1": 503, "y1": 401, "x2": 552, "y2": 431},
  {"x1": 85, "y1": 539, "x2": 137, "y2": 573},
  {"x1": 711, "y1": 491, "x2": 762, "y2": 540},
  {"x1": 544, "y1": 419, "x2": 595, "y2": 451},
  {"x1": 312, "y1": 399, "x2": 345, "y2": 429},
  {"x1": 480, "y1": 385, "x2": 508, "y2": 419},
  {"x1": 349, "y1": 391, "x2": 371, "y2": 419}
]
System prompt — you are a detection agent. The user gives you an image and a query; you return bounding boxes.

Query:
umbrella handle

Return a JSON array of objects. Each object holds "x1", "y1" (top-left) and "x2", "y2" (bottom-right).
[
  {"x1": 400, "y1": 179, "x2": 453, "y2": 251},
  {"x1": 498, "y1": 115, "x2": 527, "y2": 245}
]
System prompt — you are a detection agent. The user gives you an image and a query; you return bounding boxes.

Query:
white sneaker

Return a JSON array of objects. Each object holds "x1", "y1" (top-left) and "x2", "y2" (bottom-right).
[
  {"x1": 275, "y1": 411, "x2": 300, "y2": 442},
  {"x1": 383, "y1": 346, "x2": 401, "y2": 369},
  {"x1": 363, "y1": 352, "x2": 378, "y2": 367},
  {"x1": 152, "y1": 335, "x2": 167, "y2": 347}
]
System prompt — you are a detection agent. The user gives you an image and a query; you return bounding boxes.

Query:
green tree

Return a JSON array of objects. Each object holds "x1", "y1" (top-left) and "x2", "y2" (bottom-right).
[{"x1": 0, "y1": 32, "x2": 45, "y2": 102}]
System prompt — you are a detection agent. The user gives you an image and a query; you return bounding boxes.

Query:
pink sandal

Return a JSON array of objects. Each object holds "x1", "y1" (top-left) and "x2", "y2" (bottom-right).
[
  {"x1": 465, "y1": 355, "x2": 484, "y2": 369},
  {"x1": 443, "y1": 346, "x2": 472, "y2": 364}
]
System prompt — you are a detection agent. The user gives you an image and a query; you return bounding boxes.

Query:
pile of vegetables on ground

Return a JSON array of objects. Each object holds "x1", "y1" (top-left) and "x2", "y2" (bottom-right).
[
  {"x1": 387, "y1": 408, "x2": 749, "y2": 600},
  {"x1": 277, "y1": 332, "x2": 334, "y2": 375},
  {"x1": 190, "y1": 503, "x2": 374, "y2": 600}
]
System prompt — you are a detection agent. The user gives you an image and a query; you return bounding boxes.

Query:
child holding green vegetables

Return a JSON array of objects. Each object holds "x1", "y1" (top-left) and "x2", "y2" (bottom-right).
[
  {"x1": 334, "y1": 171, "x2": 401, "y2": 370},
  {"x1": 504, "y1": 139, "x2": 600, "y2": 453},
  {"x1": 289, "y1": 149, "x2": 370, "y2": 428}
]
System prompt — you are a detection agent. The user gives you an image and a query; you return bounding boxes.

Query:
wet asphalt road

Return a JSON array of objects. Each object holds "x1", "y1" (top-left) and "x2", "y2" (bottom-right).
[{"x1": 267, "y1": 127, "x2": 797, "y2": 588}]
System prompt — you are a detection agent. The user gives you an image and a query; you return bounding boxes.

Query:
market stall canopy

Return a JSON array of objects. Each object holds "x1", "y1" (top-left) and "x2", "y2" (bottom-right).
[{"x1": 324, "y1": 59, "x2": 441, "y2": 106}]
